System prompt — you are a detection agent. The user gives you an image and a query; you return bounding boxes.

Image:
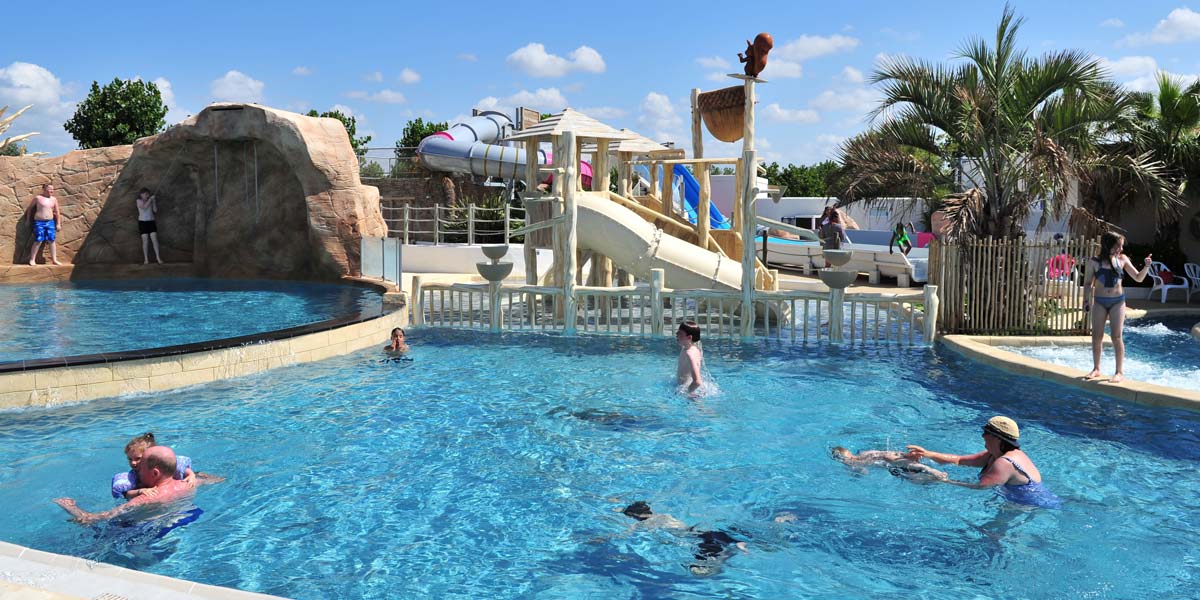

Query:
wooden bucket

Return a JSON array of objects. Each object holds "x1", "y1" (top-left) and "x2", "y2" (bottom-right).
[{"x1": 697, "y1": 86, "x2": 745, "y2": 142}]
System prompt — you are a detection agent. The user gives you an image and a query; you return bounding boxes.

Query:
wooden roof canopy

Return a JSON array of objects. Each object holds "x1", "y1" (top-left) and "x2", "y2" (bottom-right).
[{"x1": 504, "y1": 108, "x2": 635, "y2": 142}]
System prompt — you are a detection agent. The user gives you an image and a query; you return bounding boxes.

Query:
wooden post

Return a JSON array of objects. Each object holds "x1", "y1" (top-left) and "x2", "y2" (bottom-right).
[
  {"x1": 739, "y1": 75, "x2": 759, "y2": 339},
  {"x1": 697, "y1": 166, "x2": 712, "y2": 249},
  {"x1": 591, "y1": 139, "x2": 614, "y2": 290},
  {"x1": 561, "y1": 130, "x2": 579, "y2": 334},
  {"x1": 411, "y1": 276, "x2": 424, "y2": 326},
  {"x1": 434, "y1": 205, "x2": 441, "y2": 245},
  {"x1": 617, "y1": 151, "x2": 632, "y2": 197},
  {"x1": 661, "y1": 162, "x2": 675, "y2": 217},
  {"x1": 523, "y1": 139, "x2": 539, "y2": 287},
  {"x1": 468, "y1": 203, "x2": 476, "y2": 245},
  {"x1": 691, "y1": 88, "x2": 704, "y2": 159},
  {"x1": 650, "y1": 268, "x2": 665, "y2": 335},
  {"x1": 829, "y1": 288, "x2": 844, "y2": 342},
  {"x1": 649, "y1": 161, "x2": 659, "y2": 201},
  {"x1": 402, "y1": 204, "x2": 410, "y2": 245},
  {"x1": 732, "y1": 158, "x2": 743, "y2": 234},
  {"x1": 924, "y1": 284, "x2": 939, "y2": 343}
]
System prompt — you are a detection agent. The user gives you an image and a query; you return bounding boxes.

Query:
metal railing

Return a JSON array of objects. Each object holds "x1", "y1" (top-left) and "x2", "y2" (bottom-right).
[
  {"x1": 381, "y1": 203, "x2": 526, "y2": 245},
  {"x1": 411, "y1": 269, "x2": 937, "y2": 345},
  {"x1": 359, "y1": 146, "x2": 422, "y2": 179}
]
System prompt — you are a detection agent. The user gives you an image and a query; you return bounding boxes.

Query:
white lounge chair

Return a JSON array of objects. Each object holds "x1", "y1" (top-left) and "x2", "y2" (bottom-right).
[
  {"x1": 876, "y1": 252, "x2": 927, "y2": 286},
  {"x1": 1185, "y1": 263, "x2": 1200, "y2": 303},
  {"x1": 1148, "y1": 261, "x2": 1190, "y2": 303}
]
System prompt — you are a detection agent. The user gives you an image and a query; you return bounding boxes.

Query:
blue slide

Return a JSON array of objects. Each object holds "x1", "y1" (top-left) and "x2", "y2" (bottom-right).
[{"x1": 630, "y1": 165, "x2": 732, "y2": 230}]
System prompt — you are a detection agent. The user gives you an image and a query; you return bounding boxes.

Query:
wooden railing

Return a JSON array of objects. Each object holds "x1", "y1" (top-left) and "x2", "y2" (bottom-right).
[
  {"x1": 929, "y1": 236, "x2": 1098, "y2": 335},
  {"x1": 412, "y1": 269, "x2": 937, "y2": 345}
]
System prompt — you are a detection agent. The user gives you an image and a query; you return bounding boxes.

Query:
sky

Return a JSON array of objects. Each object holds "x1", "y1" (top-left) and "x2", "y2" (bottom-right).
[{"x1": 5, "y1": 1, "x2": 1200, "y2": 165}]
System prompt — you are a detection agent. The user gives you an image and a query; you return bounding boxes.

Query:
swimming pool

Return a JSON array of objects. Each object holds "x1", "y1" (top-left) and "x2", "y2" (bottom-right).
[
  {"x1": 1, "y1": 330, "x2": 1197, "y2": 598},
  {"x1": 998, "y1": 316, "x2": 1200, "y2": 392},
  {"x1": 0, "y1": 279, "x2": 381, "y2": 363}
]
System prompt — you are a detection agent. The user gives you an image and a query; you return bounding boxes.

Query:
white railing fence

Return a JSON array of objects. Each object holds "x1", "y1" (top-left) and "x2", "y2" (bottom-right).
[
  {"x1": 360, "y1": 236, "x2": 403, "y2": 284},
  {"x1": 411, "y1": 270, "x2": 938, "y2": 345},
  {"x1": 381, "y1": 203, "x2": 525, "y2": 245}
]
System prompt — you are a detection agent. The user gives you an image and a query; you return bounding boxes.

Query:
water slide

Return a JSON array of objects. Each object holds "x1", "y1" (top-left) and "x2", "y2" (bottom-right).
[
  {"x1": 631, "y1": 165, "x2": 732, "y2": 230},
  {"x1": 416, "y1": 115, "x2": 741, "y2": 290}
]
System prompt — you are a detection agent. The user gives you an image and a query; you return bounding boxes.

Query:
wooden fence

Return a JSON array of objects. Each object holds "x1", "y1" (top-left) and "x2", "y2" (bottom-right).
[{"x1": 929, "y1": 236, "x2": 1099, "y2": 335}]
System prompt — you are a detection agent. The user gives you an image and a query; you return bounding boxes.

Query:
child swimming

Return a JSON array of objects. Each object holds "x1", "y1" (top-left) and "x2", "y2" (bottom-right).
[
  {"x1": 676, "y1": 321, "x2": 703, "y2": 397},
  {"x1": 112, "y1": 432, "x2": 223, "y2": 499},
  {"x1": 831, "y1": 446, "x2": 948, "y2": 482}
]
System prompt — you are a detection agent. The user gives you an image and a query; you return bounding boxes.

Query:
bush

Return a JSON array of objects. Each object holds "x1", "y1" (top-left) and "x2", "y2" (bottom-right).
[{"x1": 64, "y1": 79, "x2": 167, "y2": 148}]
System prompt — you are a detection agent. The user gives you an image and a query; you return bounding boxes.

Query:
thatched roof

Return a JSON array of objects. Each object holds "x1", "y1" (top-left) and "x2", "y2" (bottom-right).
[{"x1": 506, "y1": 108, "x2": 634, "y2": 141}]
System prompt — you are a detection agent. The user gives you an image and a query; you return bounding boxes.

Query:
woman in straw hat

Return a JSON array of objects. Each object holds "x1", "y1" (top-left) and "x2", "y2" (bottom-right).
[{"x1": 906, "y1": 416, "x2": 1060, "y2": 508}]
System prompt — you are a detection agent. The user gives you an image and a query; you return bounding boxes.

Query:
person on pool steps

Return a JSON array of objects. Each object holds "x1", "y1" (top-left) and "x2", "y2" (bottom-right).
[
  {"x1": 26, "y1": 183, "x2": 63, "y2": 266},
  {"x1": 1082, "y1": 231, "x2": 1151, "y2": 383},
  {"x1": 136, "y1": 187, "x2": 164, "y2": 264}
]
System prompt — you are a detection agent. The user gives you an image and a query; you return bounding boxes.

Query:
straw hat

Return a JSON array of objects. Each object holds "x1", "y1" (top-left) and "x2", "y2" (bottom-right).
[{"x1": 983, "y1": 416, "x2": 1020, "y2": 447}]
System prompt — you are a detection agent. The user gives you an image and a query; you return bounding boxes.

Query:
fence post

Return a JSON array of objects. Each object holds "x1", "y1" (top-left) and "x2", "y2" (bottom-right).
[
  {"x1": 468, "y1": 203, "x2": 476, "y2": 245},
  {"x1": 650, "y1": 268, "x2": 665, "y2": 335},
  {"x1": 923, "y1": 284, "x2": 939, "y2": 343},
  {"x1": 504, "y1": 202, "x2": 511, "y2": 244},
  {"x1": 434, "y1": 205, "x2": 440, "y2": 246},
  {"x1": 403, "y1": 204, "x2": 410, "y2": 245},
  {"x1": 411, "y1": 276, "x2": 424, "y2": 326},
  {"x1": 829, "y1": 288, "x2": 845, "y2": 343}
]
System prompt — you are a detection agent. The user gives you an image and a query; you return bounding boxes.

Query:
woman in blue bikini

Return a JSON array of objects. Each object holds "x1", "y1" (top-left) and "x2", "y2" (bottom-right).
[
  {"x1": 906, "y1": 416, "x2": 1060, "y2": 508},
  {"x1": 1083, "y1": 231, "x2": 1152, "y2": 383}
]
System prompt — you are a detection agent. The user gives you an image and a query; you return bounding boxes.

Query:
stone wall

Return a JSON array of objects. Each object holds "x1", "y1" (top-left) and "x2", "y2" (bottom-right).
[{"x1": 1, "y1": 103, "x2": 387, "y2": 280}]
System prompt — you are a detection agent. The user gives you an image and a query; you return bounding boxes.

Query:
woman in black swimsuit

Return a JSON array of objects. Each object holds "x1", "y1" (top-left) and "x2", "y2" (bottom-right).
[{"x1": 1082, "y1": 232, "x2": 1151, "y2": 383}]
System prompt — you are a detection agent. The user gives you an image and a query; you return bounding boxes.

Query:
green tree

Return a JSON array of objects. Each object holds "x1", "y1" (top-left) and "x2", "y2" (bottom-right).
[
  {"x1": 399, "y1": 117, "x2": 447, "y2": 148},
  {"x1": 830, "y1": 5, "x2": 1180, "y2": 239},
  {"x1": 0, "y1": 142, "x2": 25, "y2": 156},
  {"x1": 64, "y1": 79, "x2": 167, "y2": 148},
  {"x1": 306, "y1": 109, "x2": 371, "y2": 158},
  {"x1": 360, "y1": 161, "x2": 385, "y2": 178}
]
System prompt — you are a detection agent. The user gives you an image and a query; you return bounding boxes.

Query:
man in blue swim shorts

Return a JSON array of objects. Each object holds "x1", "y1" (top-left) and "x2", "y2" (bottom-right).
[{"x1": 26, "y1": 183, "x2": 63, "y2": 265}]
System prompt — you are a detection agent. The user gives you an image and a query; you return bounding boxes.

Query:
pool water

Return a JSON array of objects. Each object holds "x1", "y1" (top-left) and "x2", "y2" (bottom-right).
[
  {"x1": 0, "y1": 279, "x2": 381, "y2": 362},
  {"x1": 1, "y1": 330, "x2": 1198, "y2": 599},
  {"x1": 999, "y1": 316, "x2": 1200, "y2": 392}
]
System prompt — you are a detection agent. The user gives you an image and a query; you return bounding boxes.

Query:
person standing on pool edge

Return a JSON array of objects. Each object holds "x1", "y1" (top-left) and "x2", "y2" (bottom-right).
[
  {"x1": 1082, "y1": 231, "x2": 1151, "y2": 383},
  {"x1": 676, "y1": 320, "x2": 703, "y2": 397},
  {"x1": 26, "y1": 183, "x2": 62, "y2": 266},
  {"x1": 136, "y1": 188, "x2": 164, "y2": 265}
]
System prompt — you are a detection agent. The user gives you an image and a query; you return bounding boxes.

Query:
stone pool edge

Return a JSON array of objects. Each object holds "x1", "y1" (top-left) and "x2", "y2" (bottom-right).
[
  {"x1": 941, "y1": 335, "x2": 1200, "y2": 411},
  {"x1": 0, "y1": 283, "x2": 407, "y2": 409},
  {"x1": 0, "y1": 541, "x2": 285, "y2": 599}
]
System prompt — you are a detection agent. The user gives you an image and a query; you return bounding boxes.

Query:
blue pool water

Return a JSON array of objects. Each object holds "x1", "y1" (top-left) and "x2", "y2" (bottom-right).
[
  {"x1": 1000, "y1": 315, "x2": 1200, "y2": 392},
  {"x1": 1, "y1": 330, "x2": 1198, "y2": 598},
  {"x1": 0, "y1": 279, "x2": 381, "y2": 362}
]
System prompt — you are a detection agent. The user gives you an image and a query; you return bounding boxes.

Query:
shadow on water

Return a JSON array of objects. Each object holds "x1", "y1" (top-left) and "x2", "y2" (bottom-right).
[{"x1": 77, "y1": 506, "x2": 203, "y2": 569}]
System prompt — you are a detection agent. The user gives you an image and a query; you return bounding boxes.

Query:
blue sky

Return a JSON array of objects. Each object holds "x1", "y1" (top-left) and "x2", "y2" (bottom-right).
[{"x1": 5, "y1": 1, "x2": 1200, "y2": 164}]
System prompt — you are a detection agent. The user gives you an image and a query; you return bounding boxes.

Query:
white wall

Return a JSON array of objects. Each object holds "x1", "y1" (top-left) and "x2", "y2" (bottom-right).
[{"x1": 403, "y1": 243, "x2": 554, "y2": 276}]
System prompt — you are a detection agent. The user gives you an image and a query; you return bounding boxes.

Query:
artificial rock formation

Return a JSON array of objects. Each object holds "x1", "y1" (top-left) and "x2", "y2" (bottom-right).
[{"x1": 1, "y1": 103, "x2": 386, "y2": 279}]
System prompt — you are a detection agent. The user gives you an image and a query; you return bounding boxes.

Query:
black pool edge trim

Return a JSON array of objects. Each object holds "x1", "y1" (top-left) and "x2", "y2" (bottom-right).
[{"x1": 0, "y1": 276, "x2": 400, "y2": 374}]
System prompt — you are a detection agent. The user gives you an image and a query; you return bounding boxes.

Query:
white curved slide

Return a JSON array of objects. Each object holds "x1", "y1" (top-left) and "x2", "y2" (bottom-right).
[{"x1": 576, "y1": 192, "x2": 743, "y2": 291}]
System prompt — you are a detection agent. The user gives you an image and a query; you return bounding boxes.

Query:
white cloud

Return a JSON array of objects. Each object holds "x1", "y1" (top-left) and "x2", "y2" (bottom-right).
[
  {"x1": 292, "y1": 66, "x2": 312, "y2": 76},
  {"x1": 1100, "y1": 18, "x2": 1125, "y2": 28},
  {"x1": 1123, "y1": 8, "x2": 1200, "y2": 45},
  {"x1": 152, "y1": 77, "x2": 189, "y2": 124},
  {"x1": 706, "y1": 72, "x2": 729, "y2": 82},
  {"x1": 346, "y1": 89, "x2": 407, "y2": 104},
  {"x1": 331, "y1": 104, "x2": 356, "y2": 118},
  {"x1": 775, "y1": 34, "x2": 860, "y2": 62},
  {"x1": 577, "y1": 106, "x2": 627, "y2": 119},
  {"x1": 762, "y1": 103, "x2": 819, "y2": 123},
  {"x1": 841, "y1": 66, "x2": 865, "y2": 83},
  {"x1": 1098, "y1": 55, "x2": 1200, "y2": 91},
  {"x1": 475, "y1": 87, "x2": 569, "y2": 114},
  {"x1": 637, "y1": 92, "x2": 683, "y2": 143},
  {"x1": 696, "y1": 56, "x2": 731, "y2": 69},
  {"x1": 286, "y1": 101, "x2": 311, "y2": 113},
  {"x1": 364, "y1": 71, "x2": 383, "y2": 82},
  {"x1": 810, "y1": 87, "x2": 878, "y2": 115},
  {"x1": 399, "y1": 68, "x2": 420, "y2": 84},
  {"x1": 458, "y1": 53, "x2": 478, "y2": 62},
  {"x1": 0, "y1": 61, "x2": 75, "y2": 152},
  {"x1": 765, "y1": 60, "x2": 803, "y2": 78},
  {"x1": 211, "y1": 70, "x2": 264, "y2": 103},
  {"x1": 506, "y1": 43, "x2": 606, "y2": 77}
]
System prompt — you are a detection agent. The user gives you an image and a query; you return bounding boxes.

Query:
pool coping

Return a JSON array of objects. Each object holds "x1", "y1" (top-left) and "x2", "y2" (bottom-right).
[
  {"x1": 0, "y1": 277, "x2": 408, "y2": 409},
  {"x1": 940, "y1": 334, "x2": 1200, "y2": 411},
  {"x1": 0, "y1": 541, "x2": 285, "y2": 599}
]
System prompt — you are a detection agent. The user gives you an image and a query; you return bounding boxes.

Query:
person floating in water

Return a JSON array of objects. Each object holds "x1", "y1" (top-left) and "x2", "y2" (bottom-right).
[
  {"x1": 889, "y1": 222, "x2": 916, "y2": 256},
  {"x1": 385, "y1": 327, "x2": 410, "y2": 356},
  {"x1": 622, "y1": 501, "x2": 747, "y2": 576},
  {"x1": 831, "y1": 446, "x2": 948, "y2": 482},
  {"x1": 675, "y1": 321, "x2": 703, "y2": 397},
  {"x1": 112, "y1": 432, "x2": 223, "y2": 500},
  {"x1": 54, "y1": 446, "x2": 211, "y2": 525},
  {"x1": 906, "y1": 416, "x2": 1061, "y2": 508}
]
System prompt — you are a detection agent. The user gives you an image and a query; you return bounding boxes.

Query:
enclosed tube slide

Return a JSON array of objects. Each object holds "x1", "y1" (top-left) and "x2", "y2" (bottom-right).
[
  {"x1": 416, "y1": 112, "x2": 592, "y2": 185},
  {"x1": 576, "y1": 192, "x2": 742, "y2": 291}
]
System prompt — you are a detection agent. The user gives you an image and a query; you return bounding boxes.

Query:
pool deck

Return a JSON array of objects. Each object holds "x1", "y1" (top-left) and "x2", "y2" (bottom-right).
[
  {"x1": 0, "y1": 542, "x2": 284, "y2": 599},
  {"x1": 942, "y1": 302, "x2": 1200, "y2": 411}
]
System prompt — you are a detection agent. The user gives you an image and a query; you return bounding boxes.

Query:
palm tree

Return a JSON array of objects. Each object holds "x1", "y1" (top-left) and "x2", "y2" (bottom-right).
[{"x1": 830, "y1": 5, "x2": 1182, "y2": 239}]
